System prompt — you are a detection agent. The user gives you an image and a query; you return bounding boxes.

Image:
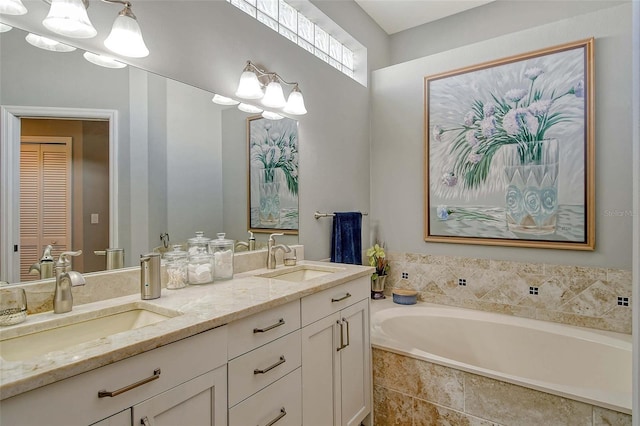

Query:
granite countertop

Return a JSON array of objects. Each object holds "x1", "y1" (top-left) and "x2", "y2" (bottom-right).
[{"x1": 0, "y1": 260, "x2": 372, "y2": 400}]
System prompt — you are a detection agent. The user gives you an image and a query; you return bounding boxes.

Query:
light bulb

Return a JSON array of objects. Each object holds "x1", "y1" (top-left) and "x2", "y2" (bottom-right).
[
  {"x1": 25, "y1": 33, "x2": 76, "y2": 52},
  {"x1": 212, "y1": 94, "x2": 240, "y2": 106},
  {"x1": 261, "y1": 77, "x2": 286, "y2": 108},
  {"x1": 262, "y1": 111, "x2": 284, "y2": 120},
  {"x1": 238, "y1": 103, "x2": 263, "y2": 114},
  {"x1": 235, "y1": 70, "x2": 263, "y2": 99},
  {"x1": 43, "y1": 0, "x2": 97, "y2": 39},
  {"x1": 0, "y1": 0, "x2": 27, "y2": 15},
  {"x1": 104, "y1": 5, "x2": 149, "y2": 58},
  {"x1": 83, "y1": 52, "x2": 127, "y2": 69},
  {"x1": 283, "y1": 85, "x2": 307, "y2": 115}
]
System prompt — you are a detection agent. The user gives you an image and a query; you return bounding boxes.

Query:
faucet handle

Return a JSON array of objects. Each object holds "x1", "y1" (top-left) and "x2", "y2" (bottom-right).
[
  {"x1": 56, "y1": 250, "x2": 83, "y2": 268},
  {"x1": 269, "y1": 233, "x2": 284, "y2": 243}
]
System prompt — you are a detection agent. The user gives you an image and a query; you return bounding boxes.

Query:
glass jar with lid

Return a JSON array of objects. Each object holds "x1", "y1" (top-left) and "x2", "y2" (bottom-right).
[
  {"x1": 209, "y1": 232, "x2": 234, "y2": 281},
  {"x1": 164, "y1": 245, "x2": 188, "y2": 289},
  {"x1": 188, "y1": 247, "x2": 214, "y2": 285},
  {"x1": 187, "y1": 231, "x2": 211, "y2": 255}
]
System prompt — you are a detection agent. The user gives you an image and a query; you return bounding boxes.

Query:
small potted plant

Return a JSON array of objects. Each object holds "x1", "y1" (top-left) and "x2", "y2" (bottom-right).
[{"x1": 366, "y1": 243, "x2": 389, "y2": 299}]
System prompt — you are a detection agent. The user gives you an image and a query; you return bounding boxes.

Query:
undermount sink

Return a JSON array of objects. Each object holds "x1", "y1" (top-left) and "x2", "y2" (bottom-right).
[
  {"x1": 258, "y1": 265, "x2": 344, "y2": 282},
  {"x1": 0, "y1": 303, "x2": 181, "y2": 361}
]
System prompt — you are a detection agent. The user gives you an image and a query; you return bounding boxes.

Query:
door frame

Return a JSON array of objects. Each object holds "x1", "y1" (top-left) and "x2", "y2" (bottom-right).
[{"x1": 1, "y1": 106, "x2": 118, "y2": 282}]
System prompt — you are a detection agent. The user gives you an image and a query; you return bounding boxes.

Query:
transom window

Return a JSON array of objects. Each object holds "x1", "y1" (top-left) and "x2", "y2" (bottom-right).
[{"x1": 228, "y1": 0, "x2": 358, "y2": 81}]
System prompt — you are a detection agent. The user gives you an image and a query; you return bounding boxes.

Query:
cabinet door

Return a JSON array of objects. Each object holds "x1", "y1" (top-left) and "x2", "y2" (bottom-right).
[
  {"x1": 132, "y1": 366, "x2": 227, "y2": 426},
  {"x1": 301, "y1": 312, "x2": 341, "y2": 426},
  {"x1": 339, "y1": 299, "x2": 371, "y2": 426},
  {"x1": 91, "y1": 409, "x2": 131, "y2": 426}
]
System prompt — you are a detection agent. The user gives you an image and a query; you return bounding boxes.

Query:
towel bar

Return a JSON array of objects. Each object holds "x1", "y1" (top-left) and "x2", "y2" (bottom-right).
[{"x1": 314, "y1": 211, "x2": 368, "y2": 219}]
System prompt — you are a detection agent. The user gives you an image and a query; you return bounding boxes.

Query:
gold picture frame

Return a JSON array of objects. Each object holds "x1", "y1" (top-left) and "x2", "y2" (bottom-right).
[
  {"x1": 247, "y1": 115, "x2": 299, "y2": 234},
  {"x1": 424, "y1": 38, "x2": 595, "y2": 250}
]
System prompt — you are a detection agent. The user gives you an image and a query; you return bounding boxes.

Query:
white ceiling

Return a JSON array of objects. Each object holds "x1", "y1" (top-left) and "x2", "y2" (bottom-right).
[{"x1": 354, "y1": 0, "x2": 496, "y2": 34}]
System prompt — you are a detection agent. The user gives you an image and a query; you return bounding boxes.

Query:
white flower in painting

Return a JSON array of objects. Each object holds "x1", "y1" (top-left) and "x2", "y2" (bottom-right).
[
  {"x1": 467, "y1": 152, "x2": 482, "y2": 164},
  {"x1": 465, "y1": 130, "x2": 479, "y2": 147},
  {"x1": 528, "y1": 100, "x2": 551, "y2": 117},
  {"x1": 480, "y1": 116, "x2": 497, "y2": 137},
  {"x1": 483, "y1": 102, "x2": 495, "y2": 117},
  {"x1": 432, "y1": 125, "x2": 444, "y2": 142},
  {"x1": 464, "y1": 111, "x2": 475, "y2": 126},
  {"x1": 436, "y1": 205, "x2": 451, "y2": 220},
  {"x1": 524, "y1": 67, "x2": 544, "y2": 80},
  {"x1": 441, "y1": 172, "x2": 458, "y2": 187},
  {"x1": 571, "y1": 79, "x2": 584, "y2": 98},
  {"x1": 502, "y1": 108, "x2": 539, "y2": 136},
  {"x1": 505, "y1": 88, "x2": 528, "y2": 103}
]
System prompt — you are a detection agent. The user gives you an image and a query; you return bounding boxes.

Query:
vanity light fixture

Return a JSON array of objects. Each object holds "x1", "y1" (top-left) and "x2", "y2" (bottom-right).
[
  {"x1": 43, "y1": 0, "x2": 97, "y2": 39},
  {"x1": 25, "y1": 32, "x2": 76, "y2": 52},
  {"x1": 0, "y1": 23, "x2": 13, "y2": 32},
  {"x1": 235, "y1": 60, "x2": 307, "y2": 115},
  {"x1": 103, "y1": 0, "x2": 149, "y2": 58},
  {"x1": 212, "y1": 94, "x2": 240, "y2": 106},
  {"x1": 83, "y1": 51, "x2": 126, "y2": 68},
  {"x1": 238, "y1": 103, "x2": 263, "y2": 114},
  {"x1": 0, "y1": 0, "x2": 27, "y2": 15}
]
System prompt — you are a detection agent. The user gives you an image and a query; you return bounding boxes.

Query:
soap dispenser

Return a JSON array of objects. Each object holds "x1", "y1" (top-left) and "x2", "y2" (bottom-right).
[{"x1": 248, "y1": 231, "x2": 256, "y2": 251}]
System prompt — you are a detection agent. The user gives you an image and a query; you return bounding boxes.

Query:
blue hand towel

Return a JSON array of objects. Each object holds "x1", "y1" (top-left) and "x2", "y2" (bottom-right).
[{"x1": 330, "y1": 212, "x2": 362, "y2": 265}]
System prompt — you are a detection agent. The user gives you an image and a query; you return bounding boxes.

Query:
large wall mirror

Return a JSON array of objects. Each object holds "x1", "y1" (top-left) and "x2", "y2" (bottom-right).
[{"x1": 0, "y1": 26, "x2": 298, "y2": 283}]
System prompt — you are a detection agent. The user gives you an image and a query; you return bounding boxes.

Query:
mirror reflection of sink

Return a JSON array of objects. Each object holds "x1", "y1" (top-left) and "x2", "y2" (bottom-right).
[
  {"x1": 0, "y1": 303, "x2": 181, "y2": 361},
  {"x1": 258, "y1": 265, "x2": 344, "y2": 282}
]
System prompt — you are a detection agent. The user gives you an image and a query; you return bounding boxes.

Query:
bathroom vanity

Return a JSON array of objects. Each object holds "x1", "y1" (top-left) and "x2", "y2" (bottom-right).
[{"x1": 0, "y1": 260, "x2": 373, "y2": 426}]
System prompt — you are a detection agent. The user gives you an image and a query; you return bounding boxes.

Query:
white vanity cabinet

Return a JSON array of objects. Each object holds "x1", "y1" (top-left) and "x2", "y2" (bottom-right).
[
  {"x1": 301, "y1": 277, "x2": 372, "y2": 426},
  {"x1": 227, "y1": 300, "x2": 302, "y2": 426},
  {"x1": 0, "y1": 326, "x2": 228, "y2": 426}
]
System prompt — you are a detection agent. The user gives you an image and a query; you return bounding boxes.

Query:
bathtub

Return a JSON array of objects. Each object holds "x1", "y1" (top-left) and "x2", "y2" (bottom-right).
[{"x1": 370, "y1": 299, "x2": 632, "y2": 414}]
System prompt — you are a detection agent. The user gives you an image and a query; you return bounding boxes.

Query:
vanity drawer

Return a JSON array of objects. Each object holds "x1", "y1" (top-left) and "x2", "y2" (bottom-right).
[
  {"x1": 228, "y1": 329, "x2": 301, "y2": 407},
  {"x1": 301, "y1": 276, "x2": 369, "y2": 326},
  {"x1": 228, "y1": 300, "x2": 300, "y2": 359},
  {"x1": 0, "y1": 326, "x2": 227, "y2": 426},
  {"x1": 229, "y1": 368, "x2": 302, "y2": 426}
]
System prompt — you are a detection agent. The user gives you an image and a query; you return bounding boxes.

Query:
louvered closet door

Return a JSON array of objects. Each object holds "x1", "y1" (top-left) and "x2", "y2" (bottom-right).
[{"x1": 20, "y1": 141, "x2": 72, "y2": 281}]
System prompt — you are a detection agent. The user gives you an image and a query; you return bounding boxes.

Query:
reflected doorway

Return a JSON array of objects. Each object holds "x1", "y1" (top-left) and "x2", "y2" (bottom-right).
[{"x1": 19, "y1": 118, "x2": 110, "y2": 279}]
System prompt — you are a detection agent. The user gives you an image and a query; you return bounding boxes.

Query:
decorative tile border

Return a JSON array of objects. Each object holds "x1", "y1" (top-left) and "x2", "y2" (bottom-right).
[
  {"x1": 385, "y1": 253, "x2": 632, "y2": 334},
  {"x1": 373, "y1": 348, "x2": 631, "y2": 426}
]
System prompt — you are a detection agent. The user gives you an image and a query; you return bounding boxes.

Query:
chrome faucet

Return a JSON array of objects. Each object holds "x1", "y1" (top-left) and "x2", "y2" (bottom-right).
[
  {"x1": 29, "y1": 245, "x2": 55, "y2": 279},
  {"x1": 235, "y1": 231, "x2": 256, "y2": 252},
  {"x1": 267, "y1": 233, "x2": 291, "y2": 269},
  {"x1": 53, "y1": 250, "x2": 85, "y2": 314}
]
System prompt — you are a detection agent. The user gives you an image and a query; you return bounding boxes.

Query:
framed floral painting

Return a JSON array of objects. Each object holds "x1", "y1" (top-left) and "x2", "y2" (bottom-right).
[
  {"x1": 248, "y1": 116, "x2": 299, "y2": 234},
  {"x1": 424, "y1": 38, "x2": 594, "y2": 250}
]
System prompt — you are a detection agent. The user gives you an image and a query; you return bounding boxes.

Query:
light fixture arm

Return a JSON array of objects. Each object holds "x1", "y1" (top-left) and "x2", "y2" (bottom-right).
[
  {"x1": 102, "y1": 0, "x2": 136, "y2": 18},
  {"x1": 244, "y1": 60, "x2": 299, "y2": 90}
]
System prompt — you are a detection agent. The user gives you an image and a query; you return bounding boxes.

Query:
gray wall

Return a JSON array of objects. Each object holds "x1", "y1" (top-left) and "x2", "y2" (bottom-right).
[
  {"x1": 2, "y1": 0, "x2": 390, "y2": 261},
  {"x1": 370, "y1": 3, "x2": 634, "y2": 269},
  {"x1": 389, "y1": 1, "x2": 626, "y2": 66}
]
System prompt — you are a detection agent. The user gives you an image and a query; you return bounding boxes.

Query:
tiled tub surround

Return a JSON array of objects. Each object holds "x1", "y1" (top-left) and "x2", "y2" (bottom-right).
[
  {"x1": 370, "y1": 299, "x2": 631, "y2": 423},
  {"x1": 385, "y1": 253, "x2": 632, "y2": 334},
  {"x1": 372, "y1": 348, "x2": 632, "y2": 426}
]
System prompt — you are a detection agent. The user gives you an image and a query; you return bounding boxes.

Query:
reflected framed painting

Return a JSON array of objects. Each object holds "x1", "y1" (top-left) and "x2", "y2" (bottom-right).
[
  {"x1": 247, "y1": 116, "x2": 299, "y2": 234},
  {"x1": 424, "y1": 38, "x2": 594, "y2": 250}
]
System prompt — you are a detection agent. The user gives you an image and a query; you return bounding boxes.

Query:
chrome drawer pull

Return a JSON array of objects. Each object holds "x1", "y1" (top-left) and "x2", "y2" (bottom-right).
[
  {"x1": 98, "y1": 368, "x2": 161, "y2": 398},
  {"x1": 254, "y1": 356, "x2": 286, "y2": 374},
  {"x1": 331, "y1": 292, "x2": 351, "y2": 303},
  {"x1": 253, "y1": 318, "x2": 285, "y2": 333},
  {"x1": 141, "y1": 416, "x2": 151, "y2": 426},
  {"x1": 261, "y1": 407, "x2": 287, "y2": 426}
]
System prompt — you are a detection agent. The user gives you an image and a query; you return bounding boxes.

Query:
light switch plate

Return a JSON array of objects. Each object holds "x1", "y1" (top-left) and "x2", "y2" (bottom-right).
[{"x1": 91, "y1": 213, "x2": 99, "y2": 224}]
